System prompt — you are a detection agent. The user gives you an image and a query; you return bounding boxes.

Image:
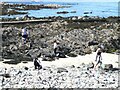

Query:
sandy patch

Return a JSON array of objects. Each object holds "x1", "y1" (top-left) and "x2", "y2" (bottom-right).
[{"x1": 0, "y1": 52, "x2": 118, "y2": 68}]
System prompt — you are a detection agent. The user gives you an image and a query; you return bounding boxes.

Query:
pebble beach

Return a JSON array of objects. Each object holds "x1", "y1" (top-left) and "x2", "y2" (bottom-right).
[{"x1": 0, "y1": 52, "x2": 119, "y2": 88}]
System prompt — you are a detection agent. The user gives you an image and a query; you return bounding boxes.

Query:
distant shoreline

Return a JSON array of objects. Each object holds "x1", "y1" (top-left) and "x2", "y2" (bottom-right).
[{"x1": 0, "y1": 2, "x2": 118, "y2": 18}]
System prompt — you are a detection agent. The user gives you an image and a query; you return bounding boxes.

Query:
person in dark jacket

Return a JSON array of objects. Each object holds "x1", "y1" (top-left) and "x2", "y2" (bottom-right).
[{"x1": 33, "y1": 57, "x2": 42, "y2": 70}]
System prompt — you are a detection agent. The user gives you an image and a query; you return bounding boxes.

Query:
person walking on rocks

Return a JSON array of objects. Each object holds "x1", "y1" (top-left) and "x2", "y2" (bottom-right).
[
  {"x1": 22, "y1": 27, "x2": 29, "y2": 44},
  {"x1": 94, "y1": 46, "x2": 103, "y2": 69}
]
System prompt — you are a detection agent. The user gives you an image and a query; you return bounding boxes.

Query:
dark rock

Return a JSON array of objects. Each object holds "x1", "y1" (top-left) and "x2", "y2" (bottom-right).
[
  {"x1": 3, "y1": 60, "x2": 21, "y2": 65},
  {"x1": 3, "y1": 74, "x2": 11, "y2": 78},
  {"x1": 71, "y1": 65, "x2": 75, "y2": 68},
  {"x1": 56, "y1": 52, "x2": 66, "y2": 58},
  {"x1": 22, "y1": 61, "x2": 28, "y2": 63},
  {"x1": 2, "y1": 50, "x2": 16, "y2": 59},
  {"x1": 84, "y1": 11, "x2": 92, "y2": 14},
  {"x1": 71, "y1": 11, "x2": 76, "y2": 13},
  {"x1": 111, "y1": 68, "x2": 119, "y2": 71},
  {"x1": 103, "y1": 64, "x2": 113, "y2": 70},
  {"x1": 88, "y1": 41, "x2": 99, "y2": 46},
  {"x1": 67, "y1": 53, "x2": 77, "y2": 57},
  {"x1": 26, "y1": 48, "x2": 41, "y2": 58},
  {"x1": 57, "y1": 11, "x2": 69, "y2": 14},
  {"x1": 57, "y1": 68, "x2": 68, "y2": 73},
  {"x1": 24, "y1": 67, "x2": 29, "y2": 70},
  {"x1": 17, "y1": 71, "x2": 22, "y2": 74}
]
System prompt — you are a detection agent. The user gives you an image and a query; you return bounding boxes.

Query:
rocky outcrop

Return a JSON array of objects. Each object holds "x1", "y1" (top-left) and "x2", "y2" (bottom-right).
[{"x1": 1, "y1": 17, "x2": 120, "y2": 64}]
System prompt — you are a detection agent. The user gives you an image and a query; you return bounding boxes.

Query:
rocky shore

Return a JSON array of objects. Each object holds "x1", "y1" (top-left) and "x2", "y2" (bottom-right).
[
  {"x1": 0, "y1": 16, "x2": 120, "y2": 88},
  {"x1": 1, "y1": 16, "x2": 120, "y2": 62}
]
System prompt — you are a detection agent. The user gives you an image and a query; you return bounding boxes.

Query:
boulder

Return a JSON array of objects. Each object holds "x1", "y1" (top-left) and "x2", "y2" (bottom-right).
[
  {"x1": 56, "y1": 51, "x2": 66, "y2": 58},
  {"x1": 57, "y1": 68, "x2": 68, "y2": 73},
  {"x1": 42, "y1": 53, "x2": 55, "y2": 61},
  {"x1": 3, "y1": 60, "x2": 21, "y2": 64},
  {"x1": 2, "y1": 50, "x2": 16, "y2": 59},
  {"x1": 84, "y1": 47, "x2": 92, "y2": 54},
  {"x1": 102, "y1": 64, "x2": 113, "y2": 70},
  {"x1": 26, "y1": 48, "x2": 41, "y2": 58},
  {"x1": 67, "y1": 52, "x2": 77, "y2": 57},
  {"x1": 88, "y1": 41, "x2": 99, "y2": 46},
  {"x1": 24, "y1": 67, "x2": 29, "y2": 70}
]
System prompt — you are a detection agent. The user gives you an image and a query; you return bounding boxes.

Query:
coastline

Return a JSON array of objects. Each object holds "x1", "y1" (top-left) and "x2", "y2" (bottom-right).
[{"x1": 0, "y1": 1, "x2": 119, "y2": 88}]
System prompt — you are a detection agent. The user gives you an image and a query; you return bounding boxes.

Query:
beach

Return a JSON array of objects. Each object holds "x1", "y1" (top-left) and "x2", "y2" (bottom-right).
[
  {"x1": 0, "y1": 1, "x2": 120, "y2": 89},
  {"x1": 0, "y1": 52, "x2": 119, "y2": 88},
  {"x1": 0, "y1": 16, "x2": 120, "y2": 89},
  {"x1": 0, "y1": 52, "x2": 119, "y2": 68}
]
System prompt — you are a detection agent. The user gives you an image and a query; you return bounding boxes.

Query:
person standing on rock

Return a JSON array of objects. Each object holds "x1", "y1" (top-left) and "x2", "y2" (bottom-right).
[
  {"x1": 22, "y1": 27, "x2": 29, "y2": 44},
  {"x1": 94, "y1": 46, "x2": 103, "y2": 69}
]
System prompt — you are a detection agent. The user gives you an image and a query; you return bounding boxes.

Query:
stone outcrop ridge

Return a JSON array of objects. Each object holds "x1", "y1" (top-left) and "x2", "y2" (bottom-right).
[{"x1": 1, "y1": 16, "x2": 120, "y2": 63}]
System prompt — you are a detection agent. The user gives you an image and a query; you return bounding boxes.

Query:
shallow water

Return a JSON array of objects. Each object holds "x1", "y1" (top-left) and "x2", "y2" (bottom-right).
[{"x1": 0, "y1": 2, "x2": 118, "y2": 18}]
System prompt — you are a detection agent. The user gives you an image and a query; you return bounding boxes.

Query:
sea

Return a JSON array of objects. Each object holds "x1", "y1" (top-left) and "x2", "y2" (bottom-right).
[{"x1": 0, "y1": 1, "x2": 119, "y2": 18}]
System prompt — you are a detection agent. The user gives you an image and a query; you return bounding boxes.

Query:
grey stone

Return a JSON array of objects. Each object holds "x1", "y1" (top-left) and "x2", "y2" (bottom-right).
[
  {"x1": 102, "y1": 64, "x2": 113, "y2": 70},
  {"x1": 57, "y1": 68, "x2": 68, "y2": 73}
]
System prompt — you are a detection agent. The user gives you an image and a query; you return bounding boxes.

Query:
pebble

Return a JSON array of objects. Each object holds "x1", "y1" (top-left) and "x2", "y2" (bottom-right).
[{"x1": 0, "y1": 64, "x2": 118, "y2": 88}]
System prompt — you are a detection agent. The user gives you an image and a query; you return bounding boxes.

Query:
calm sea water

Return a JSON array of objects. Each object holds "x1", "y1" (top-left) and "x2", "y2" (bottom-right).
[{"x1": 0, "y1": 2, "x2": 118, "y2": 18}]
